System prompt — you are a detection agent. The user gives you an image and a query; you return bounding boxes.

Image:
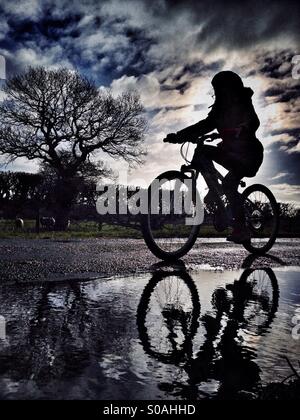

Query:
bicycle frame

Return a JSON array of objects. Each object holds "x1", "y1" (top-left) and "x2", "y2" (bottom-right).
[
  {"x1": 180, "y1": 156, "x2": 226, "y2": 212},
  {"x1": 180, "y1": 140, "x2": 246, "y2": 216}
]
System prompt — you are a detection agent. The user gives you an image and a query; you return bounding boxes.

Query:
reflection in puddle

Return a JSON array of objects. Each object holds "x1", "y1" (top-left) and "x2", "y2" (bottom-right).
[
  {"x1": 0, "y1": 262, "x2": 299, "y2": 399},
  {"x1": 137, "y1": 266, "x2": 280, "y2": 399}
]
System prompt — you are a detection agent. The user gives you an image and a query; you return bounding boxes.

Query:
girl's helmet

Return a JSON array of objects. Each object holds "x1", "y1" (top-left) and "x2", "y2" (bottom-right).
[{"x1": 212, "y1": 71, "x2": 244, "y2": 91}]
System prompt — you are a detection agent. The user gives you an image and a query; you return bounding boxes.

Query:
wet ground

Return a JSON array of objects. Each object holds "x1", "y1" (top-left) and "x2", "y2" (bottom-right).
[
  {"x1": 0, "y1": 238, "x2": 299, "y2": 399},
  {"x1": 0, "y1": 237, "x2": 299, "y2": 282}
]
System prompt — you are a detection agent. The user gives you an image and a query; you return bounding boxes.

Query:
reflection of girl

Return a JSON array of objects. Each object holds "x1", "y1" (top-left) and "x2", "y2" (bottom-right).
[{"x1": 166, "y1": 71, "x2": 264, "y2": 243}]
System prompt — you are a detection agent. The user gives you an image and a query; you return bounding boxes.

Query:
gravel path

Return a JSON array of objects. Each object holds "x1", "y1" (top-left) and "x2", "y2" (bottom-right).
[{"x1": 0, "y1": 237, "x2": 299, "y2": 283}]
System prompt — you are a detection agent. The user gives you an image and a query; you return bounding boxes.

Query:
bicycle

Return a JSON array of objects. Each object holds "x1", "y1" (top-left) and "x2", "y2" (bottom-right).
[{"x1": 141, "y1": 133, "x2": 279, "y2": 260}]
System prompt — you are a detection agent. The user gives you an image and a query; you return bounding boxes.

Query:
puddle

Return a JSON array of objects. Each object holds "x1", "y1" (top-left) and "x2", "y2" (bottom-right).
[{"x1": 0, "y1": 264, "x2": 299, "y2": 399}]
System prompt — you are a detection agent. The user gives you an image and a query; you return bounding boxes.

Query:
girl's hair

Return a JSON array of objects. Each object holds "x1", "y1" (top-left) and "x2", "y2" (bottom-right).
[
  {"x1": 212, "y1": 71, "x2": 245, "y2": 105},
  {"x1": 212, "y1": 71, "x2": 244, "y2": 91}
]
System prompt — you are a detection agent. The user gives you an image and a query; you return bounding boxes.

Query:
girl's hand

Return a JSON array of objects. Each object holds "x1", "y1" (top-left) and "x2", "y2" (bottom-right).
[{"x1": 163, "y1": 133, "x2": 182, "y2": 143}]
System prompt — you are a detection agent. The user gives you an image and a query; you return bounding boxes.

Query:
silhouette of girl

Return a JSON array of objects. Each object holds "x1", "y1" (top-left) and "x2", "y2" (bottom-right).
[{"x1": 166, "y1": 71, "x2": 263, "y2": 243}]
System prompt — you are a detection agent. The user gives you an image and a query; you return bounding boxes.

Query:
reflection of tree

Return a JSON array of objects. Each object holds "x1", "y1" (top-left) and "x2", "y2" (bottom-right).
[
  {"x1": 27, "y1": 284, "x2": 93, "y2": 381},
  {"x1": 0, "y1": 282, "x2": 104, "y2": 397},
  {"x1": 137, "y1": 264, "x2": 279, "y2": 399}
]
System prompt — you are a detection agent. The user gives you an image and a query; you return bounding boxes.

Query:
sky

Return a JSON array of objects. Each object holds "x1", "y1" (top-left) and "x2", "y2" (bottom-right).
[{"x1": 0, "y1": 0, "x2": 299, "y2": 204}]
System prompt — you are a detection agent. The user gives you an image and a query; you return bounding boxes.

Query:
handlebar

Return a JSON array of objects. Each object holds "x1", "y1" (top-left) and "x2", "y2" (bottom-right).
[
  {"x1": 189, "y1": 132, "x2": 221, "y2": 144},
  {"x1": 163, "y1": 132, "x2": 221, "y2": 144},
  {"x1": 177, "y1": 132, "x2": 221, "y2": 164}
]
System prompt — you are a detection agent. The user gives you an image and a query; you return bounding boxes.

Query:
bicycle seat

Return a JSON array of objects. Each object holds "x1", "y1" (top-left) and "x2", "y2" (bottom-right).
[{"x1": 180, "y1": 164, "x2": 195, "y2": 173}]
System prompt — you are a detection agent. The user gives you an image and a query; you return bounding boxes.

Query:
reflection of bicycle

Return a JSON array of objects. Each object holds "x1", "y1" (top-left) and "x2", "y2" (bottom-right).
[
  {"x1": 137, "y1": 265, "x2": 200, "y2": 364},
  {"x1": 137, "y1": 266, "x2": 279, "y2": 376},
  {"x1": 187, "y1": 267, "x2": 279, "y2": 398},
  {"x1": 142, "y1": 133, "x2": 279, "y2": 260},
  {"x1": 222, "y1": 267, "x2": 279, "y2": 335}
]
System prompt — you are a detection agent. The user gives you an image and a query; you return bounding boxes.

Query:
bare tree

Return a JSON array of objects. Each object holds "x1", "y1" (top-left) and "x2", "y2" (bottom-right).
[{"x1": 0, "y1": 67, "x2": 147, "y2": 229}]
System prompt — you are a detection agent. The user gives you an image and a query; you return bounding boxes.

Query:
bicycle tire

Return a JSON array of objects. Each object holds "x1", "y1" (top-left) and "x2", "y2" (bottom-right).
[
  {"x1": 242, "y1": 184, "x2": 279, "y2": 254},
  {"x1": 141, "y1": 171, "x2": 201, "y2": 260}
]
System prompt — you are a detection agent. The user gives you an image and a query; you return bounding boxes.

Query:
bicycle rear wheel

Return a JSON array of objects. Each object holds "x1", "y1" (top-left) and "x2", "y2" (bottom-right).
[
  {"x1": 238, "y1": 267, "x2": 279, "y2": 334},
  {"x1": 141, "y1": 171, "x2": 202, "y2": 260},
  {"x1": 242, "y1": 184, "x2": 279, "y2": 254}
]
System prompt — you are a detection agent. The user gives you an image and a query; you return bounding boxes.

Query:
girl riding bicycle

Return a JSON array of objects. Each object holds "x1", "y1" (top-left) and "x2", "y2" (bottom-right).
[{"x1": 165, "y1": 71, "x2": 264, "y2": 244}]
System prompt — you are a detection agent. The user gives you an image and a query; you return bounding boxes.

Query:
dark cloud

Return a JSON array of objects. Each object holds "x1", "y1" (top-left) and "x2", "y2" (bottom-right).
[
  {"x1": 265, "y1": 87, "x2": 300, "y2": 103},
  {"x1": 0, "y1": 1, "x2": 299, "y2": 84},
  {"x1": 161, "y1": 0, "x2": 300, "y2": 49},
  {"x1": 1, "y1": 1, "x2": 298, "y2": 80},
  {"x1": 256, "y1": 50, "x2": 295, "y2": 79},
  {"x1": 6, "y1": 14, "x2": 82, "y2": 43},
  {"x1": 160, "y1": 80, "x2": 191, "y2": 94},
  {"x1": 181, "y1": 60, "x2": 224, "y2": 79},
  {"x1": 270, "y1": 127, "x2": 300, "y2": 138},
  {"x1": 266, "y1": 142, "x2": 300, "y2": 182},
  {"x1": 249, "y1": 48, "x2": 300, "y2": 166},
  {"x1": 0, "y1": 3, "x2": 158, "y2": 84}
]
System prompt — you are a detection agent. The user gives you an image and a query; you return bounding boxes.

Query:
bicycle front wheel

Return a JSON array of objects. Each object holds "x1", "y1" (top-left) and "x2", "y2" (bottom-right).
[
  {"x1": 136, "y1": 269, "x2": 201, "y2": 364},
  {"x1": 141, "y1": 171, "x2": 202, "y2": 260},
  {"x1": 242, "y1": 184, "x2": 279, "y2": 254}
]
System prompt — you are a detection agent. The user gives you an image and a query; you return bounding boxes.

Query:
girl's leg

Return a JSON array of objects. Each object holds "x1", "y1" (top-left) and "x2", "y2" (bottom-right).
[
  {"x1": 193, "y1": 145, "x2": 250, "y2": 242},
  {"x1": 191, "y1": 145, "x2": 223, "y2": 197},
  {"x1": 223, "y1": 171, "x2": 250, "y2": 242},
  {"x1": 222, "y1": 171, "x2": 244, "y2": 224}
]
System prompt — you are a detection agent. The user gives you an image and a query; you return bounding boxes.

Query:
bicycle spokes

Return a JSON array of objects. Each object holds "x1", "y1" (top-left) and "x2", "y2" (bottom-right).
[
  {"x1": 240, "y1": 268, "x2": 279, "y2": 334},
  {"x1": 143, "y1": 173, "x2": 201, "y2": 258},
  {"x1": 243, "y1": 187, "x2": 278, "y2": 251},
  {"x1": 137, "y1": 272, "x2": 200, "y2": 363}
]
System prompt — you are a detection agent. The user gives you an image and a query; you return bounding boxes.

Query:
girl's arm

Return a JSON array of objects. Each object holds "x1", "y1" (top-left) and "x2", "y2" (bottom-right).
[{"x1": 176, "y1": 108, "x2": 216, "y2": 141}]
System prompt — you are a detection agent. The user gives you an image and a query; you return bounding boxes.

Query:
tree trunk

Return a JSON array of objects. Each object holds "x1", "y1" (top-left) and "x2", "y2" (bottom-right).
[
  {"x1": 35, "y1": 208, "x2": 40, "y2": 233},
  {"x1": 53, "y1": 178, "x2": 78, "y2": 231},
  {"x1": 54, "y1": 207, "x2": 71, "y2": 231}
]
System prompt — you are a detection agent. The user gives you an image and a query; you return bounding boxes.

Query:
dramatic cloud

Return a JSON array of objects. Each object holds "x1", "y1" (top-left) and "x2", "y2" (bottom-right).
[{"x1": 0, "y1": 0, "x2": 299, "y2": 202}]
